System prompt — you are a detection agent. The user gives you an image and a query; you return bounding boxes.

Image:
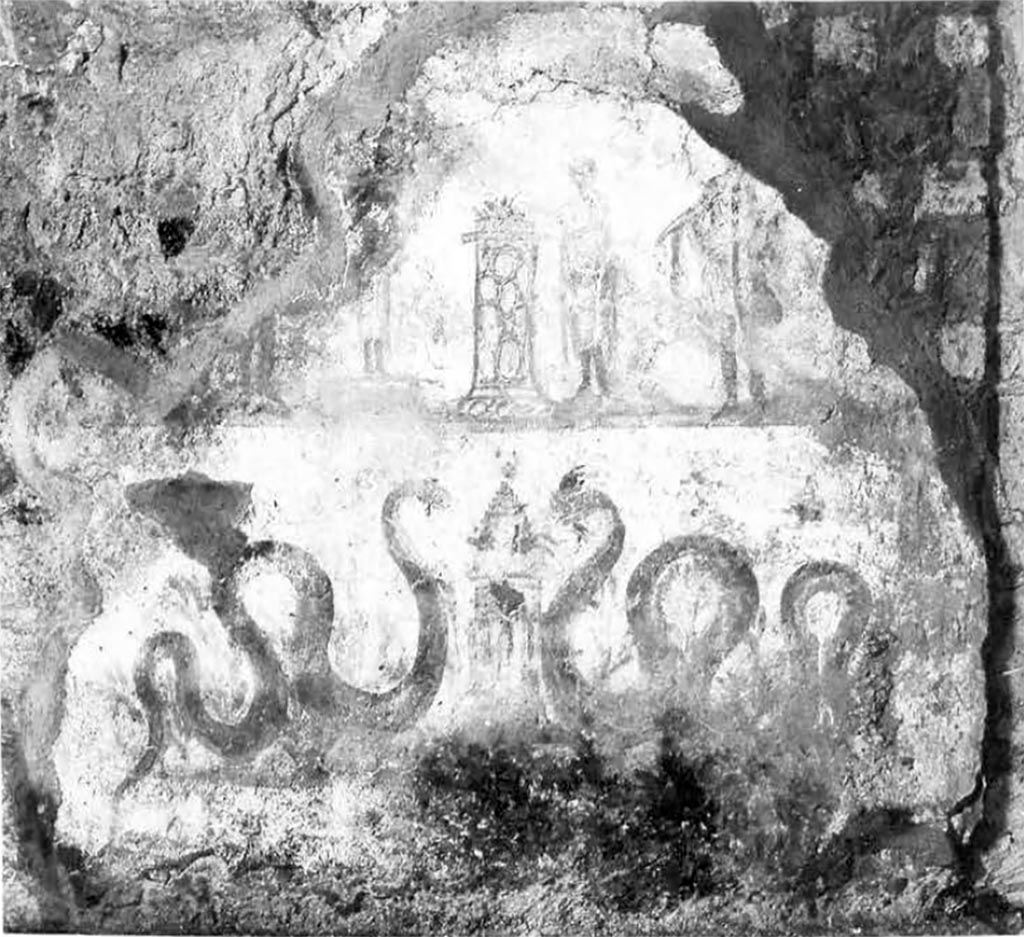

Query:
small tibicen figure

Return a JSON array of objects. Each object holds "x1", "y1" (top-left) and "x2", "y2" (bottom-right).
[
  {"x1": 559, "y1": 158, "x2": 620, "y2": 401},
  {"x1": 357, "y1": 267, "x2": 392, "y2": 376}
]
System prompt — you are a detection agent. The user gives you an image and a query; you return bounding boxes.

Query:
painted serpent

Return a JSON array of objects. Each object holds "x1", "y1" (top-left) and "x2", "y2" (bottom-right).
[
  {"x1": 120, "y1": 479, "x2": 453, "y2": 792},
  {"x1": 540, "y1": 466, "x2": 626, "y2": 726}
]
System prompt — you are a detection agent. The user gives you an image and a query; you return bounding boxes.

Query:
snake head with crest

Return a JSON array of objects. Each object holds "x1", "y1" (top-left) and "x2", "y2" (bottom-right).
[{"x1": 540, "y1": 465, "x2": 626, "y2": 724}]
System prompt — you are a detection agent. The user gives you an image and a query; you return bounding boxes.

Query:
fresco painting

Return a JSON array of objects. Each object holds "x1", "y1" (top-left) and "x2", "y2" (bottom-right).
[{"x1": 2, "y1": 2, "x2": 1022, "y2": 932}]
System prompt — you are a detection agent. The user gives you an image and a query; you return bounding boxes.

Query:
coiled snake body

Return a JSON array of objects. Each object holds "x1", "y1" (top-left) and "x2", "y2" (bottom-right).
[
  {"x1": 122, "y1": 480, "x2": 452, "y2": 792},
  {"x1": 540, "y1": 468, "x2": 626, "y2": 724}
]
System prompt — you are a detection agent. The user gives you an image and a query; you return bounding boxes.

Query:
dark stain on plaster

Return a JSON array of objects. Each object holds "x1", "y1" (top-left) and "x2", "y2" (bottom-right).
[
  {"x1": 3, "y1": 318, "x2": 35, "y2": 376},
  {"x1": 276, "y1": 143, "x2": 319, "y2": 220},
  {"x1": 2, "y1": 270, "x2": 66, "y2": 376},
  {"x1": 292, "y1": 1, "x2": 326, "y2": 40},
  {"x1": 11, "y1": 270, "x2": 64, "y2": 334},
  {"x1": 94, "y1": 316, "x2": 135, "y2": 350},
  {"x1": 124, "y1": 472, "x2": 252, "y2": 578},
  {"x1": 1, "y1": 698, "x2": 66, "y2": 925},
  {"x1": 156, "y1": 216, "x2": 196, "y2": 259},
  {"x1": 0, "y1": 449, "x2": 16, "y2": 496},
  {"x1": 413, "y1": 721, "x2": 957, "y2": 917},
  {"x1": 138, "y1": 311, "x2": 170, "y2": 353},
  {"x1": 800, "y1": 806, "x2": 950, "y2": 905},
  {"x1": 9, "y1": 499, "x2": 46, "y2": 525},
  {"x1": 91, "y1": 308, "x2": 168, "y2": 355},
  {"x1": 413, "y1": 728, "x2": 722, "y2": 908},
  {"x1": 19, "y1": 93, "x2": 57, "y2": 131}
]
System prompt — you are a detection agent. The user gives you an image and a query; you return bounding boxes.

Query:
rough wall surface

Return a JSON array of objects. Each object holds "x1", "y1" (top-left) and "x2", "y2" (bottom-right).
[
  {"x1": 981, "y1": 0, "x2": 1024, "y2": 908},
  {"x1": 1, "y1": 2, "x2": 1022, "y2": 933}
]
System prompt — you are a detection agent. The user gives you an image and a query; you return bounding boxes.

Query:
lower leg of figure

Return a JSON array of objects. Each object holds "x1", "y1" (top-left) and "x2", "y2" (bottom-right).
[
  {"x1": 594, "y1": 350, "x2": 611, "y2": 395},
  {"x1": 363, "y1": 339, "x2": 374, "y2": 374},
  {"x1": 258, "y1": 317, "x2": 276, "y2": 389},
  {"x1": 373, "y1": 339, "x2": 385, "y2": 374},
  {"x1": 578, "y1": 349, "x2": 592, "y2": 391},
  {"x1": 720, "y1": 347, "x2": 739, "y2": 407},
  {"x1": 750, "y1": 370, "x2": 768, "y2": 409}
]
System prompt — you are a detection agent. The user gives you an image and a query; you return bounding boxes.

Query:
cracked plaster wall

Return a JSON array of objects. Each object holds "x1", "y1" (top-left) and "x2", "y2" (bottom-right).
[{"x1": 1, "y1": 2, "x2": 1023, "y2": 933}]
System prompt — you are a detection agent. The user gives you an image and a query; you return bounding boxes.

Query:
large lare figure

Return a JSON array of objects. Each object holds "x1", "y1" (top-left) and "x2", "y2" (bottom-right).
[
  {"x1": 658, "y1": 166, "x2": 784, "y2": 416},
  {"x1": 559, "y1": 158, "x2": 620, "y2": 400}
]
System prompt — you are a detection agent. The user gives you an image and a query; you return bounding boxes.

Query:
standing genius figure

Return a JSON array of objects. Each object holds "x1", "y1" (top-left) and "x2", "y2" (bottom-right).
[{"x1": 559, "y1": 158, "x2": 619, "y2": 402}]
